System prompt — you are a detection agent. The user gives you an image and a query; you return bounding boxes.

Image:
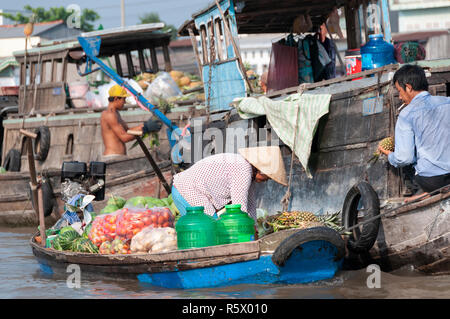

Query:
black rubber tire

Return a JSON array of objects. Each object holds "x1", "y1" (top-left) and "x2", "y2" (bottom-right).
[
  {"x1": 342, "y1": 181, "x2": 380, "y2": 254},
  {"x1": 272, "y1": 226, "x2": 346, "y2": 267},
  {"x1": 3, "y1": 148, "x2": 21, "y2": 172},
  {"x1": 33, "y1": 126, "x2": 51, "y2": 161},
  {"x1": 28, "y1": 176, "x2": 55, "y2": 217}
]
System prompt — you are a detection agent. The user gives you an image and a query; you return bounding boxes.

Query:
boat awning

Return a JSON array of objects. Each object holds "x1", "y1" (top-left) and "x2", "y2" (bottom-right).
[
  {"x1": 13, "y1": 23, "x2": 172, "y2": 60},
  {"x1": 178, "y1": 0, "x2": 346, "y2": 36}
]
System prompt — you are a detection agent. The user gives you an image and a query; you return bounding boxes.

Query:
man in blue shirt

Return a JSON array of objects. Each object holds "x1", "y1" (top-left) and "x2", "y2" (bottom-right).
[{"x1": 378, "y1": 64, "x2": 450, "y2": 201}]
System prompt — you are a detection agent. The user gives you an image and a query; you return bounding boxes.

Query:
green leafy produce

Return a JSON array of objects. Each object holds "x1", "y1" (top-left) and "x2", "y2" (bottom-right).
[
  {"x1": 83, "y1": 224, "x2": 93, "y2": 239},
  {"x1": 58, "y1": 230, "x2": 81, "y2": 250},
  {"x1": 0, "y1": 167, "x2": 6, "y2": 173},
  {"x1": 125, "y1": 196, "x2": 148, "y2": 208},
  {"x1": 71, "y1": 237, "x2": 98, "y2": 253},
  {"x1": 144, "y1": 197, "x2": 166, "y2": 207},
  {"x1": 100, "y1": 204, "x2": 119, "y2": 215},
  {"x1": 107, "y1": 196, "x2": 126, "y2": 209}
]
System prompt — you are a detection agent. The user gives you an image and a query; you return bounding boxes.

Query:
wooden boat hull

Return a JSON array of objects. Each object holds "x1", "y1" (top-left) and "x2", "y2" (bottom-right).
[
  {"x1": 344, "y1": 193, "x2": 450, "y2": 275},
  {"x1": 30, "y1": 228, "x2": 345, "y2": 289},
  {"x1": 0, "y1": 156, "x2": 173, "y2": 227}
]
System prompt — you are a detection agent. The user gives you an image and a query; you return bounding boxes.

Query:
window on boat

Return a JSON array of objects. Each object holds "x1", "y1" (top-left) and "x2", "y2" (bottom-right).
[
  {"x1": 199, "y1": 25, "x2": 208, "y2": 65},
  {"x1": 214, "y1": 18, "x2": 226, "y2": 61}
]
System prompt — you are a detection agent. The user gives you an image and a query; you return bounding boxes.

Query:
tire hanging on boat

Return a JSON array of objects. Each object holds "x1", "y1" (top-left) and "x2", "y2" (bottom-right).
[
  {"x1": 2, "y1": 148, "x2": 21, "y2": 172},
  {"x1": 272, "y1": 226, "x2": 346, "y2": 267},
  {"x1": 342, "y1": 181, "x2": 380, "y2": 253},
  {"x1": 28, "y1": 175, "x2": 55, "y2": 217},
  {"x1": 33, "y1": 126, "x2": 51, "y2": 161}
]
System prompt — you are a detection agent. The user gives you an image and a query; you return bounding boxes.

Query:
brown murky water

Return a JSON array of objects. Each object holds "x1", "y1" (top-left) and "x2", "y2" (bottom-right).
[{"x1": 1, "y1": 227, "x2": 449, "y2": 299}]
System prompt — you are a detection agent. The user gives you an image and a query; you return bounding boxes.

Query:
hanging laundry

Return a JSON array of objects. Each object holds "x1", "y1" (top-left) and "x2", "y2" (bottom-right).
[{"x1": 267, "y1": 42, "x2": 299, "y2": 93}]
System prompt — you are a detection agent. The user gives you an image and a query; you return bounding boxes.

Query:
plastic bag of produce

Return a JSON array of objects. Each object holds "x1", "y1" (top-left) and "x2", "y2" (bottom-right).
[
  {"x1": 144, "y1": 72, "x2": 182, "y2": 104},
  {"x1": 116, "y1": 207, "x2": 174, "y2": 241},
  {"x1": 89, "y1": 207, "x2": 175, "y2": 247},
  {"x1": 99, "y1": 238, "x2": 130, "y2": 254},
  {"x1": 130, "y1": 226, "x2": 177, "y2": 253}
]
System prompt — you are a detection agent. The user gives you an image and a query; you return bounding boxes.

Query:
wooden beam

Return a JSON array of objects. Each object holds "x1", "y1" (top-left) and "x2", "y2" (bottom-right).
[
  {"x1": 125, "y1": 51, "x2": 135, "y2": 77},
  {"x1": 162, "y1": 45, "x2": 172, "y2": 72},
  {"x1": 114, "y1": 54, "x2": 123, "y2": 77},
  {"x1": 188, "y1": 27, "x2": 203, "y2": 76},
  {"x1": 149, "y1": 47, "x2": 159, "y2": 73},
  {"x1": 138, "y1": 49, "x2": 146, "y2": 73}
]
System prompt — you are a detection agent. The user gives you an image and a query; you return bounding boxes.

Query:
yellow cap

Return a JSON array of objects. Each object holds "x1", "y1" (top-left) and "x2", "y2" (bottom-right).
[{"x1": 108, "y1": 84, "x2": 130, "y2": 98}]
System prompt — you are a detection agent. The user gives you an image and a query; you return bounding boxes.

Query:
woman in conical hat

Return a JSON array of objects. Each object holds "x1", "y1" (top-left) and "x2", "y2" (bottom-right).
[{"x1": 171, "y1": 146, "x2": 287, "y2": 224}]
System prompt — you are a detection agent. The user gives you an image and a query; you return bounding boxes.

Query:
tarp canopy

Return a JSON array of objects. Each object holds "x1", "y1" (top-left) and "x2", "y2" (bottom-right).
[{"x1": 178, "y1": 0, "x2": 346, "y2": 36}]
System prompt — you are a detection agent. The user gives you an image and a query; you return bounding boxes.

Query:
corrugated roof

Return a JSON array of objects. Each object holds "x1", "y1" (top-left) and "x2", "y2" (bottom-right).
[
  {"x1": 0, "y1": 56, "x2": 19, "y2": 72},
  {"x1": 0, "y1": 20, "x2": 64, "y2": 39}
]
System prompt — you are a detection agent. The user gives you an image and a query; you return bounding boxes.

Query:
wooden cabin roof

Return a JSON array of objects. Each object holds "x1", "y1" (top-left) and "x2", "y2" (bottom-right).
[
  {"x1": 178, "y1": 0, "x2": 346, "y2": 36},
  {"x1": 13, "y1": 23, "x2": 172, "y2": 62}
]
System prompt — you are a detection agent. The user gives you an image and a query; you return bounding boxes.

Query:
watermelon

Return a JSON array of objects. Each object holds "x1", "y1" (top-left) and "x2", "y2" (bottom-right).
[
  {"x1": 58, "y1": 230, "x2": 81, "y2": 250},
  {"x1": 100, "y1": 204, "x2": 119, "y2": 215},
  {"x1": 107, "y1": 196, "x2": 126, "y2": 209},
  {"x1": 59, "y1": 226, "x2": 74, "y2": 234},
  {"x1": 52, "y1": 237, "x2": 63, "y2": 251}
]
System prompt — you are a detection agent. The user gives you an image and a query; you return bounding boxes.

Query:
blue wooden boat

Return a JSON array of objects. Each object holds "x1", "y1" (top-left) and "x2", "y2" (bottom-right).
[{"x1": 30, "y1": 226, "x2": 345, "y2": 289}]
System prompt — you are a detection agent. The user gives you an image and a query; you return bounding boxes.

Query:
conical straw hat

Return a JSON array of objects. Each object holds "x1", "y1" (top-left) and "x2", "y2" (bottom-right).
[{"x1": 238, "y1": 146, "x2": 288, "y2": 186}]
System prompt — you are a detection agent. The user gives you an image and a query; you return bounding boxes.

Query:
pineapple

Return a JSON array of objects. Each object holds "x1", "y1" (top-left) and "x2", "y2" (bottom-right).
[{"x1": 368, "y1": 137, "x2": 394, "y2": 164}]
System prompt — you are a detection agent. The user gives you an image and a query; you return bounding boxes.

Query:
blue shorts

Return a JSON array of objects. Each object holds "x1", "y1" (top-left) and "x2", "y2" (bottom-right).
[{"x1": 171, "y1": 185, "x2": 218, "y2": 219}]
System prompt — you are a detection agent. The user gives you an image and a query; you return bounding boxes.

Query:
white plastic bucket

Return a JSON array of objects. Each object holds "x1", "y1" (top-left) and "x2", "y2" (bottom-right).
[{"x1": 68, "y1": 81, "x2": 89, "y2": 108}]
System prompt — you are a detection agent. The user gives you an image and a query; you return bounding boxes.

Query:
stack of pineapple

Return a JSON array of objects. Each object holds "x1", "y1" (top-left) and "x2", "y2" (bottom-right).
[
  {"x1": 263, "y1": 211, "x2": 342, "y2": 233},
  {"x1": 368, "y1": 137, "x2": 394, "y2": 164}
]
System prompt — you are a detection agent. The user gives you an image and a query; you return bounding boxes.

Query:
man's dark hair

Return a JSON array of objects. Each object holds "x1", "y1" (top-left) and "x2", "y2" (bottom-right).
[
  {"x1": 392, "y1": 64, "x2": 428, "y2": 91},
  {"x1": 108, "y1": 96, "x2": 115, "y2": 102}
]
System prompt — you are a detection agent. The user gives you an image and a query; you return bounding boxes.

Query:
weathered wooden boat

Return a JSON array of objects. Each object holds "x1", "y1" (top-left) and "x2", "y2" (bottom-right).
[
  {"x1": 0, "y1": 23, "x2": 206, "y2": 226},
  {"x1": 178, "y1": 0, "x2": 450, "y2": 275},
  {"x1": 31, "y1": 226, "x2": 345, "y2": 289}
]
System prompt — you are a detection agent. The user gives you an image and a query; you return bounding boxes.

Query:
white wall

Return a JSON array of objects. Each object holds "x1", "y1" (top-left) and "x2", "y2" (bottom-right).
[{"x1": 0, "y1": 36, "x2": 40, "y2": 58}]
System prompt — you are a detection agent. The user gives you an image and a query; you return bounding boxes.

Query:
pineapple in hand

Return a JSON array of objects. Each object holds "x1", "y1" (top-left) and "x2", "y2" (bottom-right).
[{"x1": 368, "y1": 137, "x2": 394, "y2": 164}]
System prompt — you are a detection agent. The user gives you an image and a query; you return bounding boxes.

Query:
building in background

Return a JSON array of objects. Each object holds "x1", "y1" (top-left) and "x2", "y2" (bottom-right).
[
  {"x1": 389, "y1": 0, "x2": 450, "y2": 32},
  {"x1": 0, "y1": 20, "x2": 82, "y2": 58}
]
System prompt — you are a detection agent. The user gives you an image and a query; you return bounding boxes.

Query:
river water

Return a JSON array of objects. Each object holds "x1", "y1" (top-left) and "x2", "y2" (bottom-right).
[{"x1": 1, "y1": 227, "x2": 449, "y2": 299}]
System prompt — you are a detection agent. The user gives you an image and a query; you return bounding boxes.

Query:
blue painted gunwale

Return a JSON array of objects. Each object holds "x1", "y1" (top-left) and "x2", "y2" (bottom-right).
[{"x1": 33, "y1": 239, "x2": 343, "y2": 289}]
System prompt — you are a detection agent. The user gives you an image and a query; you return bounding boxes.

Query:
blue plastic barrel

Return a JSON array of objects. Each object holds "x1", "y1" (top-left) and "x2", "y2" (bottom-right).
[{"x1": 361, "y1": 34, "x2": 396, "y2": 71}]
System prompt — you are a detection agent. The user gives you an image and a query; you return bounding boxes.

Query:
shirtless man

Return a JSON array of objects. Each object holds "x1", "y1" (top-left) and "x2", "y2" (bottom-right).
[{"x1": 100, "y1": 85, "x2": 162, "y2": 156}]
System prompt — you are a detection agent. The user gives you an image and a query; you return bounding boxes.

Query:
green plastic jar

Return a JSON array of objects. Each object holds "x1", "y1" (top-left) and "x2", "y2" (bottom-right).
[
  {"x1": 175, "y1": 206, "x2": 217, "y2": 249},
  {"x1": 216, "y1": 204, "x2": 255, "y2": 245}
]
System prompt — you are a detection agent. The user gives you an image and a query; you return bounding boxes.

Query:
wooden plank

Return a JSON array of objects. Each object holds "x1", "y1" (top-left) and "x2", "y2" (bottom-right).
[
  {"x1": 138, "y1": 49, "x2": 146, "y2": 73},
  {"x1": 125, "y1": 51, "x2": 135, "y2": 77},
  {"x1": 31, "y1": 239, "x2": 260, "y2": 266},
  {"x1": 162, "y1": 45, "x2": 172, "y2": 72},
  {"x1": 114, "y1": 54, "x2": 123, "y2": 77},
  {"x1": 149, "y1": 47, "x2": 159, "y2": 73},
  {"x1": 188, "y1": 27, "x2": 203, "y2": 75},
  {"x1": 266, "y1": 64, "x2": 399, "y2": 99}
]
